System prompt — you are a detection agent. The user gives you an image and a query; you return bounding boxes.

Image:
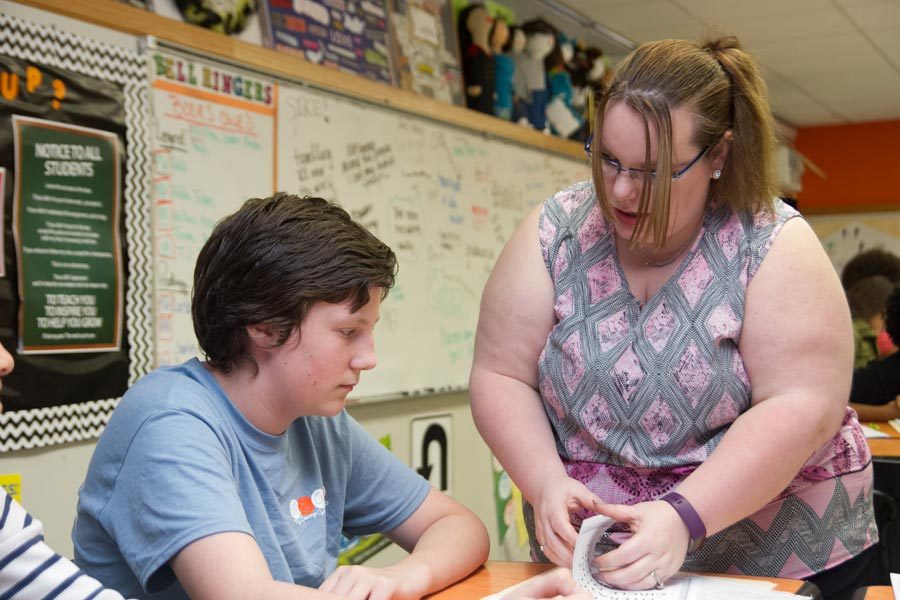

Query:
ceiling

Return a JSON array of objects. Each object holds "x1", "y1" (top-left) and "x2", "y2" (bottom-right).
[{"x1": 550, "y1": 0, "x2": 900, "y2": 128}]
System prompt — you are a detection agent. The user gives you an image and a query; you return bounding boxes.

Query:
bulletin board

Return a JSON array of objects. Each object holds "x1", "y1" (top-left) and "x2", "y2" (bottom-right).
[
  {"x1": 0, "y1": 13, "x2": 151, "y2": 450},
  {"x1": 0, "y1": 7, "x2": 590, "y2": 447}
]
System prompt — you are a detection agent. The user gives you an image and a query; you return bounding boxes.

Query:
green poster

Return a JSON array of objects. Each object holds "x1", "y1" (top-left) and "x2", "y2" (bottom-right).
[{"x1": 12, "y1": 115, "x2": 122, "y2": 353}]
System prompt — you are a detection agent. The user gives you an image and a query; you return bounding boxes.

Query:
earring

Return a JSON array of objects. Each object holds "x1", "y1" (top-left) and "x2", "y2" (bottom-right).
[{"x1": 712, "y1": 169, "x2": 722, "y2": 180}]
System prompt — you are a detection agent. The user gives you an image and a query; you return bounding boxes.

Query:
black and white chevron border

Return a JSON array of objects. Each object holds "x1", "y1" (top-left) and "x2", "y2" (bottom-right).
[
  {"x1": 0, "y1": 13, "x2": 153, "y2": 450},
  {"x1": 0, "y1": 399, "x2": 119, "y2": 451},
  {"x1": 124, "y1": 79, "x2": 153, "y2": 386}
]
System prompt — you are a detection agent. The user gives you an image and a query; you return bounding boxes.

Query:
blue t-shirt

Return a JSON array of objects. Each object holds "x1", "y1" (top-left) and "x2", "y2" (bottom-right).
[{"x1": 73, "y1": 358, "x2": 431, "y2": 599}]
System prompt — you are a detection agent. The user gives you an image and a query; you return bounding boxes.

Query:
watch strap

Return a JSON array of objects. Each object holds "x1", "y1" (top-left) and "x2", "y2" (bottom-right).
[{"x1": 660, "y1": 491, "x2": 706, "y2": 553}]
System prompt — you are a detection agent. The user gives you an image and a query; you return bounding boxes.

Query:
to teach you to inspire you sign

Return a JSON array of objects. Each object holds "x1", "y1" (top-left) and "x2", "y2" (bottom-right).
[{"x1": 12, "y1": 115, "x2": 123, "y2": 354}]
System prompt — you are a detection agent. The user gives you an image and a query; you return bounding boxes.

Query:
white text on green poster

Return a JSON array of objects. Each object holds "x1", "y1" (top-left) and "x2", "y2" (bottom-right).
[{"x1": 12, "y1": 116, "x2": 122, "y2": 353}]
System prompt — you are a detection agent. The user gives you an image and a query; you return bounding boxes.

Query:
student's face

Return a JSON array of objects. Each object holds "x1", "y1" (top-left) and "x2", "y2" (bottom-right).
[
  {"x1": 267, "y1": 291, "x2": 380, "y2": 418},
  {"x1": 0, "y1": 343, "x2": 14, "y2": 413},
  {"x1": 599, "y1": 101, "x2": 717, "y2": 246}
]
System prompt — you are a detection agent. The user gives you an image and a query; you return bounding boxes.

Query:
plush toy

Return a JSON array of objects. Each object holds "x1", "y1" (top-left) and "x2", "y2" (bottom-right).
[
  {"x1": 514, "y1": 19, "x2": 557, "y2": 131},
  {"x1": 492, "y1": 21, "x2": 521, "y2": 120},
  {"x1": 558, "y1": 32, "x2": 576, "y2": 69},
  {"x1": 458, "y1": 3, "x2": 495, "y2": 115},
  {"x1": 570, "y1": 45, "x2": 606, "y2": 111},
  {"x1": 544, "y1": 32, "x2": 584, "y2": 138}
]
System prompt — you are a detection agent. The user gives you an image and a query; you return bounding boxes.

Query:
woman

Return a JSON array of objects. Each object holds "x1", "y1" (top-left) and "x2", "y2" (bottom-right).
[{"x1": 470, "y1": 35, "x2": 877, "y2": 600}]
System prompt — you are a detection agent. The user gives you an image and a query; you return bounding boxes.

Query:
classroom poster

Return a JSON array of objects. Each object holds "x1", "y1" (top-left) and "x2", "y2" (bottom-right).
[
  {"x1": 388, "y1": 0, "x2": 463, "y2": 105},
  {"x1": 260, "y1": 0, "x2": 394, "y2": 84},
  {"x1": 12, "y1": 116, "x2": 123, "y2": 353},
  {"x1": 0, "y1": 14, "x2": 151, "y2": 451},
  {"x1": 148, "y1": 49, "x2": 276, "y2": 367},
  {"x1": 150, "y1": 0, "x2": 267, "y2": 45},
  {"x1": 491, "y1": 456, "x2": 531, "y2": 561}
]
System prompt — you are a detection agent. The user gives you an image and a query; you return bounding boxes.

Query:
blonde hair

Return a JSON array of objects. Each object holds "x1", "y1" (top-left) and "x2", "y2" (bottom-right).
[{"x1": 592, "y1": 35, "x2": 780, "y2": 247}]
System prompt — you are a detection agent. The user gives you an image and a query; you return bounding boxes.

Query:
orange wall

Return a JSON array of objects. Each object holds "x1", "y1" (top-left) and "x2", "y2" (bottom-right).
[{"x1": 795, "y1": 120, "x2": 900, "y2": 213}]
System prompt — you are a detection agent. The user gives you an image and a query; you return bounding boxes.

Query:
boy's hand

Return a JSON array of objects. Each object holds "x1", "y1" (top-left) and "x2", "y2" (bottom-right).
[
  {"x1": 319, "y1": 564, "x2": 426, "y2": 600},
  {"x1": 507, "y1": 568, "x2": 591, "y2": 599}
]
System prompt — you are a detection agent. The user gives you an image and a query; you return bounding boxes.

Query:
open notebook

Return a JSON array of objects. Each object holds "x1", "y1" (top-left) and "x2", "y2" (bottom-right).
[{"x1": 483, "y1": 515, "x2": 811, "y2": 600}]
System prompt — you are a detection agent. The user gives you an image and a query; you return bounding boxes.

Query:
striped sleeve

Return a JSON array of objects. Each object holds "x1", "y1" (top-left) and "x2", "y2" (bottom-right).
[{"x1": 0, "y1": 491, "x2": 128, "y2": 600}]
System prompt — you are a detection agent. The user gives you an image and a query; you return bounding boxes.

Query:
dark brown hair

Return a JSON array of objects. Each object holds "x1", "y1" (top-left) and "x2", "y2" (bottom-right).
[
  {"x1": 192, "y1": 193, "x2": 396, "y2": 374},
  {"x1": 841, "y1": 248, "x2": 900, "y2": 290},
  {"x1": 592, "y1": 35, "x2": 779, "y2": 247},
  {"x1": 846, "y1": 275, "x2": 894, "y2": 321}
]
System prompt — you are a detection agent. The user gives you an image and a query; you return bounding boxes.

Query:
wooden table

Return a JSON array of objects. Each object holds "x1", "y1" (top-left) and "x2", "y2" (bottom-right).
[
  {"x1": 866, "y1": 421, "x2": 900, "y2": 460},
  {"x1": 856, "y1": 586, "x2": 892, "y2": 599},
  {"x1": 427, "y1": 561, "x2": 552, "y2": 599},
  {"x1": 427, "y1": 561, "x2": 812, "y2": 598}
]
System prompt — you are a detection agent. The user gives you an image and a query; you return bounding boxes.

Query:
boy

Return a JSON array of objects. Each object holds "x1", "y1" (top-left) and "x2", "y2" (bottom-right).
[{"x1": 73, "y1": 193, "x2": 489, "y2": 599}]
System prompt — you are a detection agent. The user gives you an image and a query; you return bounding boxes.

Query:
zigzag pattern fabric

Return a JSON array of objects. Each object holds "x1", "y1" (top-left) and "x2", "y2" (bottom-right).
[
  {"x1": 122, "y1": 79, "x2": 153, "y2": 387},
  {"x1": 0, "y1": 14, "x2": 152, "y2": 451},
  {"x1": 530, "y1": 180, "x2": 876, "y2": 578}
]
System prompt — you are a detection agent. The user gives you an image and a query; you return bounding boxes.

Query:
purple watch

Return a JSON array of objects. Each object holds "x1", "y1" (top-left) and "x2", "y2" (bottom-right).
[{"x1": 660, "y1": 492, "x2": 706, "y2": 553}]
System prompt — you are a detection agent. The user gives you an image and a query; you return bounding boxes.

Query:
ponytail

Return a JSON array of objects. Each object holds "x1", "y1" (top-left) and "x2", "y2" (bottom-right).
[{"x1": 701, "y1": 35, "x2": 779, "y2": 213}]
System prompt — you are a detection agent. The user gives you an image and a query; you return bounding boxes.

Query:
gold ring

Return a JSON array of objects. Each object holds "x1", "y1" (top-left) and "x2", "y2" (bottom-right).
[{"x1": 650, "y1": 570, "x2": 664, "y2": 590}]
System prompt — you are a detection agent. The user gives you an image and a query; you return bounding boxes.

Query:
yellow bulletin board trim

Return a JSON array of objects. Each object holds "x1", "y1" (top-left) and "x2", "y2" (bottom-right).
[{"x1": 0, "y1": 473, "x2": 22, "y2": 502}]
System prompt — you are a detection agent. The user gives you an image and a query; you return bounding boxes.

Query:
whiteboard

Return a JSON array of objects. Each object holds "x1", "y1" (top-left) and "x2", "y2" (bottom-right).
[
  {"x1": 148, "y1": 49, "x2": 276, "y2": 366},
  {"x1": 276, "y1": 84, "x2": 589, "y2": 400}
]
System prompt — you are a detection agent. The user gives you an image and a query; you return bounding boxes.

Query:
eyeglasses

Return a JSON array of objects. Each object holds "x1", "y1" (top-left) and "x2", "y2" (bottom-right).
[{"x1": 584, "y1": 132, "x2": 712, "y2": 182}]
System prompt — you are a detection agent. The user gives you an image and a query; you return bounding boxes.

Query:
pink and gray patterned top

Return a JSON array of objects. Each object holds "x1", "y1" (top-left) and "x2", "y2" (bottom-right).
[{"x1": 532, "y1": 180, "x2": 876, "y2": 578}]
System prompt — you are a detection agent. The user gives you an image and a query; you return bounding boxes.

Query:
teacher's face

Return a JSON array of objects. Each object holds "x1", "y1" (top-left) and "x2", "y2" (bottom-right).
[{"x1": 599, "y1": 101, "x2": 715, "y2": 246}]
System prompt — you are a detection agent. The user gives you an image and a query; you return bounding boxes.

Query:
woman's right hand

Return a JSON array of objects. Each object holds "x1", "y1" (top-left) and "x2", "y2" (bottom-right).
[
  {"x1": 507, "y1": 568, "x2": 591, "y2": 600},
  {"x1": 531, "y1": 476, "x2": 602, "y2": 567}
]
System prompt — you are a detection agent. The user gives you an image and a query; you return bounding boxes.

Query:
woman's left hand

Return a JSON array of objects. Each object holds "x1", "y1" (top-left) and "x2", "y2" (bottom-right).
[{"x1": 590, "y1": 501, "x2": 690, "y2": 591}]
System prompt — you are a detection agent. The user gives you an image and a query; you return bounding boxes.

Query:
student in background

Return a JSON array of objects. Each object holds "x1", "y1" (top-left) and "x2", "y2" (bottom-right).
[
  {"x1": 471, "y1": 34, "x2": 876, "y2": 600},
  {"x1": 846, "y1": 275, "x2": 894, "y2": 368},
  {"x1": 850, "y1": 286, "x2": 900, "y2": 421},
  {"x1": 842, "y1": 249, "x2": 900, "y2": 360},
  {"x1": 0, "y1": 344, "x2": 131, "y2": 600},
  {"x1": 841, "y1": 249, "x2": 900, "y2": 291},
  {"x1": 73, "y1": 193, "x2": 489, "y2": 600}
]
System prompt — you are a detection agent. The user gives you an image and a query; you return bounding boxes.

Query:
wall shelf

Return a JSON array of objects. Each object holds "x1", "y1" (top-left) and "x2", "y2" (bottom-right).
[{"x1": 14, "y1": 0, "x2": 585, "y2": 160}]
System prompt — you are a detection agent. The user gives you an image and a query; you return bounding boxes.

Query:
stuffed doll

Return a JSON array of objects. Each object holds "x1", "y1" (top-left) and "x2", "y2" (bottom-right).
[
  {"x1": 558, "y1": 32, "x2": 576, "y2": 70},
  {"x1": 492, "y1": 21, "x2": 520, "y2": 120},
  {"x1": 571, "y1": 45, "x2": 606, "y2": 111},
  {"x1": 458, "y1": 3, "x2": 495, "y2": 115},
  {"x1": 544, "y1": 32, "x2": 584, "y2": 138},
  {"x1": 514, "y1": 19, "x2": 557, "y2": 131}
]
